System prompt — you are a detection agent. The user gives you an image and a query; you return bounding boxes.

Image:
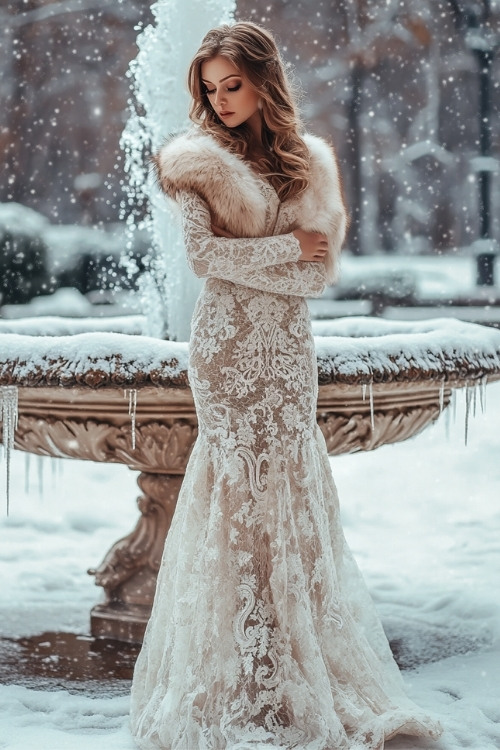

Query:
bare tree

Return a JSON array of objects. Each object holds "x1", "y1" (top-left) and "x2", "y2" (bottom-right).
[{"x1": 1, "y1": 0, "x2": 151, "y2": 225}]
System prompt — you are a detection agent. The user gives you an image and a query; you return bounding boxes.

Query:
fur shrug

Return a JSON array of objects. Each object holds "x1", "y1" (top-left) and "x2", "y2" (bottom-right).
[{"x1": 154, "y1": 128, "x2": 347, "y2": 284}]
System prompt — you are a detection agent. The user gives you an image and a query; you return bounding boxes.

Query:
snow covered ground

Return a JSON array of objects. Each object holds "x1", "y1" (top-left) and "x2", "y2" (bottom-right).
[{"x1": 0, "y1": 380, "x2": 499, "y2": 749}]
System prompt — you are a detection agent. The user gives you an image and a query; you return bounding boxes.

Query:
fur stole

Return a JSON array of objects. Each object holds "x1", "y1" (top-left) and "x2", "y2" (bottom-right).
[{"x1": 153, "y1": 127, "x2": 347, "y2": 283}]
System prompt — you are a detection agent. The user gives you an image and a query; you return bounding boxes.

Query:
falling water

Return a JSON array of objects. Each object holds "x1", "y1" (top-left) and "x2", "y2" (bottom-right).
[
  {"x1": 0, "y1": 386, "x2": 19, "y2": 514},
  {"x1": 121, "y1": 0, "x2": 236, "y2": 342}
]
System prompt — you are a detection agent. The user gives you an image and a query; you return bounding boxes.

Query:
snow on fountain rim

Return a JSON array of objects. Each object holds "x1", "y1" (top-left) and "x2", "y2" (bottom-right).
[
  {"x1": 0, "y1": 316, "x2": 499, "y2": 388},
  {"x1": 313, "y1": 317, "x2": 500, "y2": 384},
  {"x1": 0, "y1": 332, "x2": 189, "y2": 389}
]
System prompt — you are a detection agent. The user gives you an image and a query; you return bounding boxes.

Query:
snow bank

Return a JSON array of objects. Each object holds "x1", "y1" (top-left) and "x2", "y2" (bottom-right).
[{"x1": 0, "y1": 684, "x2": 133, "y2": 750}]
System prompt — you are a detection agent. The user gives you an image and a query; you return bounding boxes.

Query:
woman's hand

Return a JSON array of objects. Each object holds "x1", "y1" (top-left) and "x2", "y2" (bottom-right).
[
  {"x1": 293, "y1": 229, "x2": 328, "y2": 262},
  {"x1": 211, "y1": 222, "x2": 328, "y2": 264},
  {"x1": 212, "y1": 224, "x2": 236, "y2": 239}
]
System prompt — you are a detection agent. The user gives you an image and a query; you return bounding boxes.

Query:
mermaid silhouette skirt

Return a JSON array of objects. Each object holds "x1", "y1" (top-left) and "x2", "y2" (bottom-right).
[{"x1": 130, "y1": 186, "x2": 442, "y2": 749}]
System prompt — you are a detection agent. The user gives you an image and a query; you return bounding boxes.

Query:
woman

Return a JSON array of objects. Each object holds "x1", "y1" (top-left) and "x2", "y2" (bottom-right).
[{"x1": 130, "y1": 22, "x2": 442, "y2": 750}]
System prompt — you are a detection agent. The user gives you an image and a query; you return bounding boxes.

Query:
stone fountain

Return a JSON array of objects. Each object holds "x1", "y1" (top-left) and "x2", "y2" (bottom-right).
[
  {"x1": 1, "y1": 314, "x2": 500, "y2": 642},
  {"x1": 2, "y1": 0, "x2": 500, "y2": 644}
]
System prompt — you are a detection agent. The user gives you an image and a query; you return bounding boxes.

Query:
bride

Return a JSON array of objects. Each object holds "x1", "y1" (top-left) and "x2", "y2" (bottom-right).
[{"x1": 130, "y1": 21, "x2": 442, "y2": 750}]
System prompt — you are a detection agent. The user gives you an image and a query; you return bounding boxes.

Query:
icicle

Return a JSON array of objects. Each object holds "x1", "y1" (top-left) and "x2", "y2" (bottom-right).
[
  {"x1": 472, "y1": 383, "x2": 478, "y2": 419},
  {"x1": 0, "y1": 386, "x2": 19, "y2": 515},
  {"x1": 362, "y1": 383, "x2": 367, "y2": 401},
  {"x1": 452, "y1": 387, "x2": 458, "y2": 423},
  {"x1": 444, "y1": 393, "x2": 452, "y2": 441},
  {"x1": 464, "y1": 384, "x2": 472, "y2": 447},
  {"x1": 24, "y1": 452, "x2": 31, "y2": 494},
  {"x1": 51, "y1": 457, "x2": 61, "y2": 490},
  {"x1": 124, "y1": 389, "x2": 138, "y2": 450},
  {"x1": 479, "y1": 375, "x2": 488, "y2": 414},
  {"x1": 37, "y1": 455, "x2": 44, "y2": 501},
  {"x1": 438, "y1": 380, "x2": 445, "y2": 414},
  {"x1": 369, "y1": 382, "x2": 375, "y2": 432}
]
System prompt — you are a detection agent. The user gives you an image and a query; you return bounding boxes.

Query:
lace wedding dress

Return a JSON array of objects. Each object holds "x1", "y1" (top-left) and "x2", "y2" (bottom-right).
[{"x1": 130, "y1": 179, "x2": 442, "y2": 749}]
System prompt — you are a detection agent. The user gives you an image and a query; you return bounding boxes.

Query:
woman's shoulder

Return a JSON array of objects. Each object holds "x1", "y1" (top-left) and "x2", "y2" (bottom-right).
[
  {"x1": 302, "y1": 132, "x2": 341, "y2": 175},
  {"x1": 153, "y1": 127, "x2": 258, "y2": 201},
  {"x1": 153, "y1": 127, "x2": 216, "y2": 197},
  {"x1": 156, "y1": 126, "x2": 218, "y2": 159}
]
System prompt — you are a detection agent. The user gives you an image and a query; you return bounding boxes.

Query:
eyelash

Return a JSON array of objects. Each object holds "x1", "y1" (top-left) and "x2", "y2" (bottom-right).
[{"x1": 205, "y1": 84, "x2": 241, "y2": 96}]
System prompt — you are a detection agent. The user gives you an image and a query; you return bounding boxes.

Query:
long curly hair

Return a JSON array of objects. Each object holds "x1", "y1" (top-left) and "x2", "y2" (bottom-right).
[{"x1": 187, "y1": 22, "x2": 310, "y2": 201}]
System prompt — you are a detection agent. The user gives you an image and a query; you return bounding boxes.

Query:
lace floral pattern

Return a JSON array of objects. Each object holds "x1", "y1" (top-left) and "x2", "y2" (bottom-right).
[
  {"x1": 179, "y1": 189, "x2": 328, "y2": 298},
  {"x1": 130, "y1": 179, "x2": 442, "y2": 749}
]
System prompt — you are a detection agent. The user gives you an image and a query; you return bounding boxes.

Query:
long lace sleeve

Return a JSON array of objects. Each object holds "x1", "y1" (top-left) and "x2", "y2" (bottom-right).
[
  {"x1": 178, "y1": 191, "x2": 300, "y2": 277},
  {"x1": 178, "y1": 191, "x2": 326, "y2": 298},
  {"x1": 231, "y1": 260, "x2": 327, "y2": 298}
]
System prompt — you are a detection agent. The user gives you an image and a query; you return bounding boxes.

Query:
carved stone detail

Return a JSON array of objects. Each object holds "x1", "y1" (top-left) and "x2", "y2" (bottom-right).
[
  {"x1": 12, "y1": 416, "x2": 197, "y2": 473},
  {"x1": 318, "y1": 404, "x2": 444, "y2": 455},
  {"x1": 88, "y1": 472, "x2": 183, "y2": 642},
  {"x1": 113, "y1": 422, "x2": 197, "y2": 473},
  {"x1": 14, "y1": 417, "x2": 113, "y2": 462},
  {"x1": 89, "y1": 472, "x2": 181, "y2": 604}
]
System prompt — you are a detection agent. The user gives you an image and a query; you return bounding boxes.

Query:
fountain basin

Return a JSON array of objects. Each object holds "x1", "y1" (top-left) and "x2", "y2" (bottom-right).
[{"x1": 1, "y1": 315, "x2": 500, "y2": 642}]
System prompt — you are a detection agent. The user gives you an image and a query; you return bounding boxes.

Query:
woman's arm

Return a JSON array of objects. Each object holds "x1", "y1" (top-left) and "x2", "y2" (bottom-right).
[
  {"x1": 178, "y1": 191, "x2": 301, "y2": 278},
  {"x1": 227, "y1": 259, "x2": 327, "y2": 298},
  {"x1": 178, "y1": 191, "x2": 327, "y2": 297}
]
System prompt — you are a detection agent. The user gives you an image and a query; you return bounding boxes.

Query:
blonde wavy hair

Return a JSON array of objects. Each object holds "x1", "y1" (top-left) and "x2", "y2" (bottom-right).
[{"x1": 187, "y1": 22, "x2": 310, "y2": 201}]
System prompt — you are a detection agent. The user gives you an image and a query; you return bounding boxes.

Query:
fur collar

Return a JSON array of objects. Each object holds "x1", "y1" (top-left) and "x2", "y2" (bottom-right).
[{"x1": 153, "y1": 127, "x2": 347, "y2": 283}]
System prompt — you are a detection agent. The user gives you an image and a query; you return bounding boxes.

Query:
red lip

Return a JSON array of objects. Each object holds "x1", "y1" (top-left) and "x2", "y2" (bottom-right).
[{"x1": 219, "y1": 112, "x2": 234, "y2": 117}]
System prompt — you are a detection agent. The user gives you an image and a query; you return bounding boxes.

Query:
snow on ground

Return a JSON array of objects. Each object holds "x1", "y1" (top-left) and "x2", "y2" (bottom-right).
[{"x1": 0, "y1": 381, "x2": 499, "y2": 749}]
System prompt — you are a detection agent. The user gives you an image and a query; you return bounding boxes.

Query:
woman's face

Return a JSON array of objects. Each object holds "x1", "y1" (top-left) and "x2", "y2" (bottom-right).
[{"x1": 201, "y1": 56, "x2": 261, "y2": 137}]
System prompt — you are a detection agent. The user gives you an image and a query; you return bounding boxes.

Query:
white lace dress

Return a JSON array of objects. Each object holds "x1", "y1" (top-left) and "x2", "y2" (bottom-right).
[{"x1": 130, "y1": 180, "x2": 442, "y2": 750}]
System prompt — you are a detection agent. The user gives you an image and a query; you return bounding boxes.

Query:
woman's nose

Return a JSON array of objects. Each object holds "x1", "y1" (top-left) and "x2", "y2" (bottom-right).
[{"x1": 215, "y1": 89, "x2": 226, "y2": 107}]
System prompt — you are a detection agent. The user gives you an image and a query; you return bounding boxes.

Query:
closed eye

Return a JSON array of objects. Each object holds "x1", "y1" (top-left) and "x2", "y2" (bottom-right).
[{"x1": 204, "y1": 84, "x2": 241, "y2": 96}]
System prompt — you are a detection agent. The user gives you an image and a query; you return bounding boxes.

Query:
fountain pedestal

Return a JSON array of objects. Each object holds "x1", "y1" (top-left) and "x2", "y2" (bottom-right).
[
  {"x1": 6, "y1": 379, "x2": 451, "y2": 642},
  {"x1": 6, "y1": 385, "x2": 197, "y2": 642},
  {"x1": 1, "y1": 317, "x2": 500, "y2": 642},
  {"x1": 90, "y1": 472, "x2": 183, "y2": 643}
]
